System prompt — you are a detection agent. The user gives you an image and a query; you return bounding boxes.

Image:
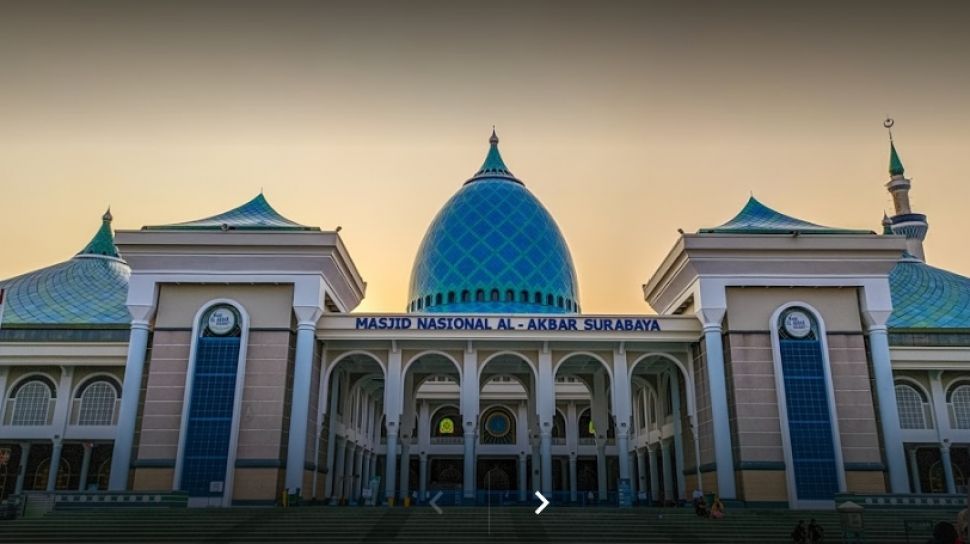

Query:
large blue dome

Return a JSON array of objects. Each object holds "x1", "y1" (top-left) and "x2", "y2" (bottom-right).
[{"x1": 407, "y1": 131, "x2": 579, "y2": 314}]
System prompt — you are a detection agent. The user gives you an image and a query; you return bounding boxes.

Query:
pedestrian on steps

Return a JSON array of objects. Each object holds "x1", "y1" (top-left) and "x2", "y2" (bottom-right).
[
  {"x1": 807, "y1": 518, "x2": 823, "y2": 543},
  {"x1": 791, "y1": 520, "x2": 807, "y2": 544}
]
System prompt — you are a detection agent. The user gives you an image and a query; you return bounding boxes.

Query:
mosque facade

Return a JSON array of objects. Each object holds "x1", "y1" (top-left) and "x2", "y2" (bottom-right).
[{"x1": 1, "y1": 129, "x2": 969, "y2": 509}]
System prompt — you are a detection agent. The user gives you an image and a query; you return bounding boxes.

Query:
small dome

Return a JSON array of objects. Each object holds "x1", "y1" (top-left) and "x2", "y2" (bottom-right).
[
  {"x1": 889, "y1": 257, "x2": 970, "y2": 329},
  {"x1": 0, "y1": 213, "x2": 130, "y2": 325},
  {"x1": 407, "y1": 132, "x2": 579, "y2": 313}
]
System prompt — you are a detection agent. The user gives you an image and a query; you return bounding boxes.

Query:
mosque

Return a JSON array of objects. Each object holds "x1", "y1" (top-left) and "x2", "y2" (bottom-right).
[{"x1": 1, "y1": 127, "x2": 969, "y2": 510}]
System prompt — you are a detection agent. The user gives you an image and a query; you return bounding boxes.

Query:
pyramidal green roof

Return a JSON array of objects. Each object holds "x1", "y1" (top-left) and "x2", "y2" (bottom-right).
[
  {"x1": 465, "y1": 129, "x2": 522, "y2": 185},
  {"x1": 0, "y1": 211, "x2": 130, "y2": 326},
  {"x1": 889, "y1": 142, "x2": 905, "y2": 176},
  {"x1": 144, "y1": 194, "x2": 318, "y2": 231},
  {"x1": 700, "y1": 197, "x2": 873, "y2": 235}
]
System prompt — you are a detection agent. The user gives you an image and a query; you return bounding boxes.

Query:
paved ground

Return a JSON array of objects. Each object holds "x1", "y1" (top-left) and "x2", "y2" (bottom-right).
[{"x1": 0, "y1": 506, "x2": 958, "y2": 543}]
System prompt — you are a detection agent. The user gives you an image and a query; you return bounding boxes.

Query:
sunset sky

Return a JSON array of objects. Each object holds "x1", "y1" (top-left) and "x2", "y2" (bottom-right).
[{"x1": 1, "y1": 1, "x2": 968, "y2": 313}]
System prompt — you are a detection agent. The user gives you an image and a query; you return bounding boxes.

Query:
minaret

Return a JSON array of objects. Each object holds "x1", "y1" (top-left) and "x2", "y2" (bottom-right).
[{"x1": 883, "y1": 119, "x2": 929, "y2": 261}]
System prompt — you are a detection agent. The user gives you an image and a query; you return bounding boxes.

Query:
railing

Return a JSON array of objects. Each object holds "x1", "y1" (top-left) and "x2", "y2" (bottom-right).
[
  {"x1": 2, "y1": 399, "x2": 56, "y2": 426},
  {"x1": 430, "y1": 436, "x2": 464, "y2": 445}
]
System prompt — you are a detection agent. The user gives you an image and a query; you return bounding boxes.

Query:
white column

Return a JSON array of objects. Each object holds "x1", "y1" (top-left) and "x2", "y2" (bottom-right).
[
  {"x1": 331, "y1": 437, "x2": 346, "y2": 502},
  {"x1": 419, "y1": 453, "x2": 428, "y2": 502},
  {"x1": 636, "y1": 449, "x2": 648, "y2": 502},
  {"x1": 592, "y1": 370, "x2": 609, "y2": 502},
  {"x1": 383, "y1": 345, "x2": 403, "y2": 504},
  {"x1": 354, "y1": 446, "x2": 365, "y2": 501},
  {"x1": 418, "y1": 401, "x2": 431, "y2": 452},
  {"x1": 342, "y1": 441, "x2": 355, "y2": 500},
  {"x1": 15, "y1": 443, "x2": 30, "y2": 494},
  {"x1": 399, "y1": 440, "x2": 411, "y2": 501},
  {"x1": 0, "y1": 368, "x2": 8, "y2": 417},
  {"x1": 519, "y1": 453, "x2": 528, "y2": 502},
  {"x1": 907, "y1": 447, "x2": 922, "y2": 493},
  {"x1": 78, "y1": 443, "x2": 94, "y2": 491},
  {"x1": 661, "y1": 439, "x2": 674, "y2": 502},
  {"x1": 941, "y1": 443, "x2": 957, "y2": 494},
  {"x1": 47, "y1": 439, "x2": 63, "y2": 491},
  {"x1": 698, "y1": 312, "x2": 736, "y2": 499},
  {"x1": 648, "y1": 445, "x2": 660, "y2": 502},
  {"x1": 862, "y1": 294, "x2": 909, "y2": 493},
  {"x1": 669, "y1": 370, "x2": 687, "y2": 499},
  {"x1": 537, "y1": 346, "x2": 555, "y2": 497},
  {"x1": 324, "y1": 372, "x2": 341, "y2": 498},
  {"x1": 109, "y1": 313, "x2": 153, "y2": 490},
  {"x1": 611, "y1": 348, "x2": 633, "y2": 504},
  {"x1": 595, "y1": 441, "x2": 607, "y2": 501},
  {"x1": 285, "y1": 309, "x2": 323, "y2": 494},
  {"x1": 460, "y1": 343, "x2": 479, "y2": 501},
  {"x1": 361, "y1": 451, "x2": 371, "y2": 492},
  {"x1": 568, "y1": 453, "x2": 578, "y2": 502}
]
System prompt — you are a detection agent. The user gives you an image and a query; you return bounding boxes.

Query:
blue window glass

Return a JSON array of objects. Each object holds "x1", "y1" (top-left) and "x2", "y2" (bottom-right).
[
  {"x1": 180, "y1": 307, "x2": 241, "y2": 497},
  {"x1": 779, "y1": 309, "x2": 838, "y2": 501}
]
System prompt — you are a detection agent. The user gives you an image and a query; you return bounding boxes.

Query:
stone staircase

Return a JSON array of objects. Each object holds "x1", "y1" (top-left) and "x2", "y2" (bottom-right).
[{"x1": 0, "y1": 506, "x2": 959, "y2": 543}]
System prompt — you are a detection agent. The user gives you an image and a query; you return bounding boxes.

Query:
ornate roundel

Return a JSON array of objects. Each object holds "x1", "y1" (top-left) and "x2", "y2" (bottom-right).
[
  {"x1": 782, "y1": 309, "x2": 813, "y2": 339},
  {"x1": 204, "y1": 305, "x2": 238, "y2": 336},
  {"x1": 484, "y1": 411, "x2": 511, "y2": 438}
]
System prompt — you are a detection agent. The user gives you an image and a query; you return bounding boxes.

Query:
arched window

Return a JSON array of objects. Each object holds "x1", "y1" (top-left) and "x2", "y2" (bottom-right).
[
  {"x1": 435, "y1": 293, "x2": 443, "y2": 305},
  {"x1": 7, "y1": 378, "x2": 55, "y2": 426},
  {"x1": 895, "y1": 383, "x2": 931, "y2": 430},
  {"x1": 565, "y1": 298, "x2": 572, "y2": 311},
  {"x1": 432, "y1": 406, "x2": 460, "y2": 437},
  {"x1": 534, "y1": 292, "x2": 542, "y2": 304},
  {"x1": 490, "y1": 289, "x2": 500, "y2": 302},
  {"x1": 775, "y1": 306, "x2": 839, "y2": 501},
  {"x1": 948, "y1": 384, "x2": 970, "y2": 429},
  {"x1": 505, "y1": 290, "x2": 514, "y2": 302},
  {"x1": 557, "y1": 296, "x2": 564, "y2": 308},
  {"x1": 546, "y1": 294, "x2": 554, "y2": 306},
  {"x1": 476, "y1": 289, "x2": 485, "y2": 302},
  {"x1": 425, "y1": 295, "x2": 432, "y2": 308},
  {"x1": 409, "y1": 301, "x2": 415, "y2": 312},
  {"x1": 461, "y1": 290, "x2": 470, "y2": 303},
  {"x1": 520, "y1": 290, "x2": 529, "y2": 303},
  {"x1": 75, "y1": 379, "x2": 120, "y2": 426},
  {"x1": 417, "y1": 298, "x2": 423, "y2": 310},
  {"x1": 480, "y1": 406, "x2": 516, "y2": 444},
  {"x1": 447, "y1": 292, "x2": 456, "y2": 304}
]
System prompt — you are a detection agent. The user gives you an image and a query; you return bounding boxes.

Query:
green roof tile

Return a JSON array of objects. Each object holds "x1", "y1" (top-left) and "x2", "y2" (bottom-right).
[
  {"x1": 700, "y1": 196, "x2": 872, "y2": 235},
  {"x1": 890, "y1": 258, "x2": 970, "y2": 330},
  {"x1": 0, "y1": 213, "x2": 130, "y2": 326},
  {"x1": 889, "y1": 142, "x2": 905, "y2": 176},
  {"x1": 143, "y1": 194, "x2": 318, "y2": 231}
]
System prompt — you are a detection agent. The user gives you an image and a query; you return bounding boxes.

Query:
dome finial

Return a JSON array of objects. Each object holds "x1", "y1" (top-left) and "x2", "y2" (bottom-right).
[
  {"x1": 103, "y1": 206, "x2": 113, "y2": 223},
  {"x1": 489, "y1": 126, "x2": 498, "y2": 145}
]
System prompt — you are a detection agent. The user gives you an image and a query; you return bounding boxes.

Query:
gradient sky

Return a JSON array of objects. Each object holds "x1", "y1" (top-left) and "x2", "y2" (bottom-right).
[{"x1": 1, "y1": 1, "x2": 968, "y2": 313}]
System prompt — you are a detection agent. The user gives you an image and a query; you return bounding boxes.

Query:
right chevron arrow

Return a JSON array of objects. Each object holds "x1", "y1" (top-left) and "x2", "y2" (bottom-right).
[{"x1": 534, "y1": 491, "x2": 549, "y2": 515}]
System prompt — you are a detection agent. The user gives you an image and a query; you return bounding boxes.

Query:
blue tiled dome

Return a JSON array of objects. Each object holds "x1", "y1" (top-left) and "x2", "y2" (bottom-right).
[{"x1": 407, "y1": 132, "x2": 579, "y2": 313}]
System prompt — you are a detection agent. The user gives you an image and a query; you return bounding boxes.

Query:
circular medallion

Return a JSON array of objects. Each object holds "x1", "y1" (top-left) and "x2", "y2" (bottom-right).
[
  {"x1": 206, "y1": 306, "x2": 237, "y2": 336},
  {"x1": 783, "y1": 310, "x2": 813, "y2": 338},
  {"x1": 485, "y1": 412, "x2": 510, "y2": 437}
]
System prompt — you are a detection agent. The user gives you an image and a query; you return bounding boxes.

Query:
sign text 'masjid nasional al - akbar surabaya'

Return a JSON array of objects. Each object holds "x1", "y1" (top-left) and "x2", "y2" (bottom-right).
[{"x1": 354, "y1": 316, "x2": 662, "y2": 332}]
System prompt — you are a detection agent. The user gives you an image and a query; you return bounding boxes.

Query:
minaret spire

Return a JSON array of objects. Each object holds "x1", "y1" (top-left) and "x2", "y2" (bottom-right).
[
  {"x1": 882, "y1": 118, "x2": 928, "y2": 261},
  {"x1": 465, "y1": 128, "x2": 522, "y2": 185}
]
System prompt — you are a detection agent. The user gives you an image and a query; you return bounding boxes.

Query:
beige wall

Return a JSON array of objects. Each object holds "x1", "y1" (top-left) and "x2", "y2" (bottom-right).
[
  {"x1": 137, "y1": 330, "x2": 191, "y2": 462},
  {"x1": 738, "y1": 470, "x2": 788, "y2": 502},
  {"x1": 724, "y1": 285, "x2": 883, "y2": 501},
  {"x1": 155, "y1": 284, "x2": 294, "y2": 329},
  {"x1": 726, "y1": 287, "x2": 862, "y2": 332}
]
